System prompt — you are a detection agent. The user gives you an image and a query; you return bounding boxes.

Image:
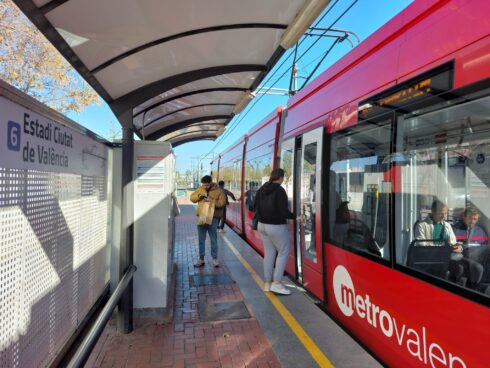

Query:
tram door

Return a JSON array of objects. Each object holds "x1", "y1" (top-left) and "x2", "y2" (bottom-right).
[
  {"x1": 281, "y1": 127, "x2": 324, "y2": 292},
  {"x1": 280, "y1": 138, "x2": 301, "y2": 280},
  {"x1": 298, "y1": 127, "x2": 324, "y2": 295}
]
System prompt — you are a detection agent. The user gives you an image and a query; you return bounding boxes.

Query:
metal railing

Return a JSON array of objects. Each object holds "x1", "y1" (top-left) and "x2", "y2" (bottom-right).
[{"x1": 67, "y1": 265, "x2": 137, "y2": 368}]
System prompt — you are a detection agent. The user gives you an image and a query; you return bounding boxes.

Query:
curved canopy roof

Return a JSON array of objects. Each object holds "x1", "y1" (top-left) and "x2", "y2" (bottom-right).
[{"x1": 15, "y1": 0, "x2": 329, "y2": 144}]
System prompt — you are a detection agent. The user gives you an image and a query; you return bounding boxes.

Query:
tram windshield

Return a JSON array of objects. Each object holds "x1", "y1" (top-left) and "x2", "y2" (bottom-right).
[{"x1": 395, "y1": 93, "x2": 490, "y2": 295}]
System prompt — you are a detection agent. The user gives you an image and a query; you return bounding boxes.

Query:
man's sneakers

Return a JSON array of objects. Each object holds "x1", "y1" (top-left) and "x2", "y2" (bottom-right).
[
  {"x1": 263, "y1": 282, "x2": 271, "y2": 292},
  {"x1": 218, "y1": 228, "x2": 225, "y2": 233},
  {"x1": 212, "y1": 258, "x2": 220, "y2": 267},
  {"x1": 270, "y1": 282, "x2": 291, "y2": 295},
  {"x1": 193, "y1": 258, "x2": 205, "y2": 267}
]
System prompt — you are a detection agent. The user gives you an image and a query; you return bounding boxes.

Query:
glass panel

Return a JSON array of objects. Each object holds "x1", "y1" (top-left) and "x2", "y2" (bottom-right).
[
  {"x1": 280, "y1": 140, "x2": 295, "y2": 212},
  {"x1": 395, "y1": 95, "x2": 490, "y2": 296},
  {"x1": 220, "y1": 163, "x2": 234, "y2": 189},
  {"x1": 244, "y1": 151, "x2": 273, "y2": 212},
  {"x1": 219, "y1": 160, "x2": 241, "y2": 195},
  {"x1": 231, "y1": 159, "x2": 241, "y2": 199},
  {"x1": 329, "y1": 121, "x2": 392, "y2": 260},
  {"x1": 302, "y1": 141, "x2": 318, "y2": 263}
]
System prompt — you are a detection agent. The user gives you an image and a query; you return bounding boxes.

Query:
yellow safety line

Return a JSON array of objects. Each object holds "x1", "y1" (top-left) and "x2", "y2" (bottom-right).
[{"x1": 222, "y1": 236, "x2": 334, "y2": 368}]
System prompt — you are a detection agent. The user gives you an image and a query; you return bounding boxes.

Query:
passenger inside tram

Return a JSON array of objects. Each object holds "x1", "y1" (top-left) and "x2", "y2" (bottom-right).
[
  {"x1": 395, "y1": 93, "x2": 490, "y2": 295},
  {"x1": 413, "y1": 200, "x2": 458, "y2": 246},
  {"x1": 329, "y1": 91, "x2": 490, "y2": 295},
  {"x1": 451, "y1": 207, "x2": 487, "y2": 290},
  {"x1": 409, "y1": 201, "x2": 489, "y2": 291},
  {"x1": 410, "y1": 200, "x2": 460, "y2": 277},
  {"x1": 333, "y1": 201, "x2": 350, "y2": 245}
]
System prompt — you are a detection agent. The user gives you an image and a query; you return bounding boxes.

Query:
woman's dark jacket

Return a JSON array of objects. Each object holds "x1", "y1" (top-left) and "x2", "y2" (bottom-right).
[{"x1": 254, "y1": 182, "x2": 294, "y2": 224}]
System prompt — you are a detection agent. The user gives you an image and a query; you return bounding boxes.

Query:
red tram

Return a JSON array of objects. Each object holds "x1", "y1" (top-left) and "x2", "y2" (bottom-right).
[{"x1": 212, "y1": 1, "x2": 490, "y2": 366}]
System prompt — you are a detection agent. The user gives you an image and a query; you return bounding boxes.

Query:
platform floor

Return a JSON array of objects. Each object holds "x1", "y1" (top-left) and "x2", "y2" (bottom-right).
[{"x1": 86, "y1": 203, "x2": 381, "y2": 368}]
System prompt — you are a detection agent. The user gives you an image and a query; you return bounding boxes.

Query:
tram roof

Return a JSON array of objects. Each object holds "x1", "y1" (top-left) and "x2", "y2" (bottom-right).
[{"x1": 14, "y1": 0, "x2": 329, "y2": 145}]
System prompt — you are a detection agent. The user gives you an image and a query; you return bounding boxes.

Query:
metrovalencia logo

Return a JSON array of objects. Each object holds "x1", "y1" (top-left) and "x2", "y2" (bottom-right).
[{"x1": 332, "y1": 265, "x2": 467, "y2": 368}]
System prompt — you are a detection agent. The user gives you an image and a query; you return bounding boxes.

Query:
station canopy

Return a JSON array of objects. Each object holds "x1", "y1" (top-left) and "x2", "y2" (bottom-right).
[{"x1": 15, "y1": 0, "x2": 329, "y2": 144}]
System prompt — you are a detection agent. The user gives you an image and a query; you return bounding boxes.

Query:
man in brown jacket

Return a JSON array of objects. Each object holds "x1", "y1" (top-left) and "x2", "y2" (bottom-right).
[{"x1": 190, "y1": 175, "x2": 226, "y2": 267}]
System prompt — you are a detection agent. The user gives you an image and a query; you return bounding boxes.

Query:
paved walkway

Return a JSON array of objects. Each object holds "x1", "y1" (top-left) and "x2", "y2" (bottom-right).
[{"x1": 85, "y1": 202, "x2": 280, "y2": 368}]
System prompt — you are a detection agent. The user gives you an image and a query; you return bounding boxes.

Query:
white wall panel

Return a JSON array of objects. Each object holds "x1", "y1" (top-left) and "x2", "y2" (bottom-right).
[
  {"x1": 0, "y1": 85, "x2": 110, "y2": 368},
  {"x1": 0, "y1": 169, "x2": 109, "y2": 368}
]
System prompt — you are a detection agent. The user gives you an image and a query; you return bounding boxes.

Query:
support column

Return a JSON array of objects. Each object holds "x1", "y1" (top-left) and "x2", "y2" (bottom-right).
[{"x1": 118, "y1": 117, "x2": 134, "y2": 334}]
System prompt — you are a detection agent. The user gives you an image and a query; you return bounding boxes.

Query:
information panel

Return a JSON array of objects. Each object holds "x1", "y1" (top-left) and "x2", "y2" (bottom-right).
[{"x1": 135, "y1": 155, "x2": 166, "y2": 193}]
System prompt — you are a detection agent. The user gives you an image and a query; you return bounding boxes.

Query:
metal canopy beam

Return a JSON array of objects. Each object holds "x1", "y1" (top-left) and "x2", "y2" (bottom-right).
[
  {"x1": 145, "y1": 115, "x2": 232, "y2": 141},
  {"x1": 166, "y1": 129, "x2": 221, "y2": 143},
  {"x1": 91, "y1": 24, "x2": 287, "y2": 74},
  {"x1": 14, "y1": 0, "x2": 329, "y2": 142},
  {"x1": 134, "y1": 87, "x2": 249, "y2": 118},
  {"x1": 173, "y1": 135, "x2": 216, "y2": 147},
  {"x1": 118, "y1": 111, "x2": 134, "y2": 334},
  {"x1": 39, "y1": 0, "x2": 71, "y2": 14},
  {"x1": 13, "y1": 0, "x2": 113, "y2": 102},
  {"x1": 143, "y1": 103, "x2": 235, "y2": 129},
  {"x1": 109, "y1": 64, "x2": 266, "y2": 117}
]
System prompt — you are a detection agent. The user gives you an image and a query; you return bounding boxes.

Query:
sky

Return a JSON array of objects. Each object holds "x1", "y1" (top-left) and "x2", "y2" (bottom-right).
[{"x1": 65, "y1": 0, "x2": 413, "y2": 172}]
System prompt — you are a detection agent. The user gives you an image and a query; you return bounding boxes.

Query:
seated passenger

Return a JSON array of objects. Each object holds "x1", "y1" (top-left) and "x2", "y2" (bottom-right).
[
  {"x1": 452, "y1": 207, "x2": 488, "y2": 249},
  {"x1": 333, "y1": 201, "x2": 350, "y2": 245},
  {"x1": 414, "y1": 200, "x2": 458, "y2": 249},
  {"x1": 451, "y1": 207, "x2": 487, "y2": 289},
  {"x1": 413, "y1": 200, "x2": 464, "y2": 279}
]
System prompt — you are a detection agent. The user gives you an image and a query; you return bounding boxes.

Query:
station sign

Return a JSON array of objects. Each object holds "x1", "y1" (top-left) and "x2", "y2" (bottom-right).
[{"x1": 0, "y1": 96, "x2": 108, "y2": 177}]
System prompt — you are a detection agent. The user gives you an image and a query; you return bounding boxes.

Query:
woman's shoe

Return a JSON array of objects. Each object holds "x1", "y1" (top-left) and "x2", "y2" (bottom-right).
[
  {"x1": 194, "y1": 258, "x2": 205, "y2": 267},
  {"x1": 270, "y1": 282, "x2": 291, "y2": 295},
  {"x1": 263, "y1": 282, "x2": 271, "y2": 292}
]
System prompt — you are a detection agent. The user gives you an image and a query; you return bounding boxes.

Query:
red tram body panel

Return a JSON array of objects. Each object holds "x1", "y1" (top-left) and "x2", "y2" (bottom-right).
[{"x1": 216, "y1": 1, "x2": 490, "y2": 366}]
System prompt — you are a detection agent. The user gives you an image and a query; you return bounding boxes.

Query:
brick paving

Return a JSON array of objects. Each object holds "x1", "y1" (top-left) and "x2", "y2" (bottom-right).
[{"x1": 85, "y1": 199, "x2": 281, "y2": 368}]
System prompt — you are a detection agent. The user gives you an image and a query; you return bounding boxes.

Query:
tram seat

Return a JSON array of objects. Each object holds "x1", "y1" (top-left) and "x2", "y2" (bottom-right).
[
  {"x1": 407, "y1": 240, "x2": 451, "y2": 278},
  {"x1": 479, "y1": 249, "x2": 490, "y2": 283},
  {"x1": 345, "y1": 218, "x2": 382, "y2": 257}
]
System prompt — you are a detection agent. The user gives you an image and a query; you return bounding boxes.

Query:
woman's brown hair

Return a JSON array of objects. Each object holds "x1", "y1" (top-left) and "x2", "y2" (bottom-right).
[{"x1": 269, "y1": 168, "x2": 285, "y2": 182}]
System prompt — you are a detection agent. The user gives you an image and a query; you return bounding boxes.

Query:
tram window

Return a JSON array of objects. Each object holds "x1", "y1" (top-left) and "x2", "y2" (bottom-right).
[
  {"x1": 234, "y1": 160, "x2": 242, "y2": 196},
  {"x1": 302, "y1": 142, "x2": 318, "y2": 262},
  {"x1": 220, "y1": 163, "x2": 233, "y2": 190},
  {"x1": 280, "y1": 144, "x2": 294, "y2": 211},
  {"x1": 395, "y1": 94, "x2": 490, "y2": 296},
  {"x1": 219, "y1": 160, "x2": 240, "y2": 197},
  {"x1": 329, "y1": 120, "x2": 392, "y2": 260},
  {"x1": 244, "y1": 151, "x2": 273, "y2": 211}
]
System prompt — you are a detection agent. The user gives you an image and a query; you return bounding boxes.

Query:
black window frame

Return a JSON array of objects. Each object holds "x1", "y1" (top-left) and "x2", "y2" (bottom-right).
[
  {"x1": 325, "y1": 68, "x2": 490, "y2": 307},
  {"x1": 327, "y1": 112, "x2": 394, "y2": 267}
]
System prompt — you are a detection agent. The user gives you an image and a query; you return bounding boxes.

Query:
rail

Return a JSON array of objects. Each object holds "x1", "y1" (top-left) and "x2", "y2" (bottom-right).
[{"x1": 67, "y1": 265, "x2": 137, "y2": 368}]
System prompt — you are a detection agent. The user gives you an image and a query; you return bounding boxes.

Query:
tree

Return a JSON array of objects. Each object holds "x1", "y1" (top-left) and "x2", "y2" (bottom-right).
[
  {"x1": 0, "y1": 1, "x2": 100, "y2": 113},
  {"x1": 106, "y1": 120, "x2": 122, "y2": 141}
]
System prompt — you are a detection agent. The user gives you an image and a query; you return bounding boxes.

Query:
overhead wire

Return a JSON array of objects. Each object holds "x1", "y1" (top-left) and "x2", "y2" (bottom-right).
[
  {"x1": 203, "y1": 0, "x2": 358, "y2": 159},
  {"x1": 202, "y1": 0, "x2": 340, "y2": 158},
  {"x1": 265, "y1": 0, "x2": 357, "y2": 90},
  {"x1": 201, "y1": 1, "x2": 340, "y2": 160}
]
